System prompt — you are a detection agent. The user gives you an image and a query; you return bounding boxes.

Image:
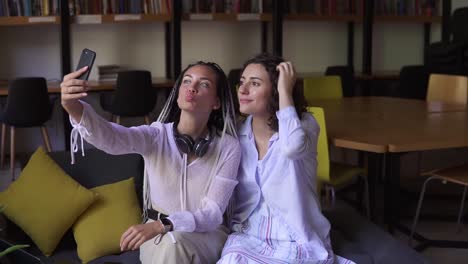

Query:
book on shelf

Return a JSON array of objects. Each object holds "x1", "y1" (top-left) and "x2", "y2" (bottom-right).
[
  {"x1": 375, "y1": 0, "x2": 441, "y2": 16},
  {"x1": 98, "y1": 65, "x2": 123, "y2": 81},
  {"x1": 284, "y1": 0, "x2": 363, "y2": 16},
  {"x1": 0, "y1": 0, "x2": 61, "y2": 17},
  {"x1": 70, "y1": 0, "x2": 171, "y2": 15},
  {"x1": 183, "y1": 0, "x2": 273, "y2": 14}
]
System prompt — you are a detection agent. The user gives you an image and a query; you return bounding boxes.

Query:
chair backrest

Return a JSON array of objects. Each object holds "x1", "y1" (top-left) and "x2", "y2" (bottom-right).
[
  {"x1": 426, "y1": 74, "x2": 468, "y2": 105},
  {"x1": 307, "y1": 107, "x2": 330, "y2": 184},
  {"x1": 325, "y1": 65, "x2": 355, "y2": 97},
  {"x1": 111, "y1": 70, "x2": 156, "y2": 116},
  {"x1": 451, "y1": 7, "x2": 468, "y2": 43},
  {"x1": 303, "y1": 76, "x2": 342, "y2": 104},
  {"x1": 397, "y1": 65, "x2": 430, "y2": 100},
  {"x1": 228, "y1": 68, "x2": 242, "y2": 91},
  {"x1": 228, "y1": 68, "x2": 241, "y2": 112},
  {"x1": 3, "y1": 77, "x2": 52, "y2": 127}
]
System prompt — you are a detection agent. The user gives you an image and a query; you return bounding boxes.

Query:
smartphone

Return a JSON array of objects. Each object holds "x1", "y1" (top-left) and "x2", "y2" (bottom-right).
[{"x1": 76, "y1": 48, "x2": 96, "y2": 80}]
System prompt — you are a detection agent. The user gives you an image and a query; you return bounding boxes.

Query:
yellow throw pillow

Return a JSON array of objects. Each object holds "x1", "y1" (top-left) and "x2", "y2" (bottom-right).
[
  {"x1": 73, "y1": 177, "x2": 142, "y2": 263},
  {"x1": 0, "y1": 147, "x2": 96, "y2": 256}
]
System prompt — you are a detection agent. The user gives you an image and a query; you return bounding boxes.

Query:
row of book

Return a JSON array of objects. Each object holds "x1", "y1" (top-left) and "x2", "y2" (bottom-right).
[
  {"x1": 0, "y1": 0, "x2": 60, "y2": 16},
  {"x1": 98, "y1": 65, "x2": 122, "y2": 81},
  {"x1": 375, "y1": 0, "x2": 441, "y2": 16},
  {"x1": 183, "y1": 0, "x2": 362, "y2": 15},
  {"x1": 283, "y1": 0, "x2": 363, "y2": 16},
  {"x1": 182, "y1": 0, "x2": 272, "y2": 14},
  {"x1": 0, "y1": 0, "x2": 173, "y2": 16},
  {"x1": 71, "y1": 0, "x2": 171, "y2": 15},
  {"x1": 0, "y1": 0, "x2": 442, "y2": 17}
]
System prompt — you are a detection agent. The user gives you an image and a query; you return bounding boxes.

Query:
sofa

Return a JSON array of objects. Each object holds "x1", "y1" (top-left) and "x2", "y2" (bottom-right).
[{"x1": 0, "y1": 149, "x2": 428, "y2": 264}]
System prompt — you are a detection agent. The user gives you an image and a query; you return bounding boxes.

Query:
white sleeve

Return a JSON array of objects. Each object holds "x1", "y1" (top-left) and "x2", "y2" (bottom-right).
[
  {"x1": 277, "y1": 106, "x2": 319, "y2": 160},
  {"x1": 69, "y1": 101, "x2": 160, "y2": 163}
]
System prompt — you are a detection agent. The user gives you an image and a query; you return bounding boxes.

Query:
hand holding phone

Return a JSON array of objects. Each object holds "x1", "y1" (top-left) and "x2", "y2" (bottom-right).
[
  {"x1": 60, "y1": 48, "x2": 96, "y2": 118},
  {"x1": 76, "y1": 48, "x2": 96, "y2": 81}
]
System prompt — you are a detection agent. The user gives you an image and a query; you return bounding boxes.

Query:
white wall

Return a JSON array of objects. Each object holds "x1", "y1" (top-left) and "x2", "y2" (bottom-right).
[
  {"x1": 0, "y1": 0, "x2": 466, "y2": 153},
  {"x1": 283, "y1": 21, "x2": 350, "y2": 72},
  {"x1": 181, "y1": 21, "x2": 262, "y2": 71},
  {"x1": 71, "y1": 23, "x2": 166, "y2": 80},
  {"x1": 0, "y1": 25, "x2": 62, "y2": 81}
]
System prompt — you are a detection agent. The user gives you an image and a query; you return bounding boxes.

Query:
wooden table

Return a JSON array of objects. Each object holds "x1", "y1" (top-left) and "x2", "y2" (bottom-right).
[
  {"x1": 311, "y1": 97, "x2": 467, "y2": 152},
  {"x1": 0, "y1": 78, "x2": 175, "y2": 95},
  {"x1": 310, "y1": 97, "x2": 468, "y2": 232}
]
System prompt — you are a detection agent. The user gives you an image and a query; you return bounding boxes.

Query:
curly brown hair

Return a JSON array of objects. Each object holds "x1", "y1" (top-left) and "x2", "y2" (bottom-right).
[{"x1": 242, "y1": 53, "x2": 306, "y2": 131}]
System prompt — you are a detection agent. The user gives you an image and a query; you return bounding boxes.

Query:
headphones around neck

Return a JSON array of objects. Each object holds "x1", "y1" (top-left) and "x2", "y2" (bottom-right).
[{"x1": 173, "y1": 124, "x2": 212, "y2": 157}]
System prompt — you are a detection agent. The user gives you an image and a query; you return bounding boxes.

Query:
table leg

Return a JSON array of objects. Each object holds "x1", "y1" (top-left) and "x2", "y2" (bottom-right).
[
  {"x1": 385, "y1": 153, "x2": 401, "y2": 234},
  {"x1": 367, "y1": 152, "x2": 385, "y2": 223}
]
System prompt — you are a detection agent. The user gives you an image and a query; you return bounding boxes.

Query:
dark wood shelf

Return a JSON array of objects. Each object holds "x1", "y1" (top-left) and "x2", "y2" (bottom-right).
[
  {"x1": 0, "y1": 78, "x2": 174, "y2": 95},
  {"x1": 375, "y1": 15, "x2": 442, "y2": 23},
  {"x1": 298, "y1": 71, "x2": 400, "y2": 81},
  {"x1": 0, "y1": 16, "x2": 60, "y2": 26},
  {"x1": 285, "y1": 14, "x2": 362, "y2": 22},
  {"x1": 72, "y1": 14, "x2": 170, "y2": 24},
  {"x1": 183, "y1": 13, "x2": 271, "y2": 21}
]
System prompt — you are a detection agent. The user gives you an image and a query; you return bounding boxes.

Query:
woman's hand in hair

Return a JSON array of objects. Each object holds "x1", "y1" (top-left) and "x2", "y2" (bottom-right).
[
  {"x1": 120, "y1": 222, "x2": 163, "y2": 251},
  {"x1": 277, "y1": 62, "x2": 296, "y2": 109}
]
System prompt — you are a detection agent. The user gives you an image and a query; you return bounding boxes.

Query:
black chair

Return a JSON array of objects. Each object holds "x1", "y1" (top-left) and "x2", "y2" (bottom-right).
[
  {"x1": 100, "y1": 71, "x2": 157, "y2": 125},
  {"x1": 0, "y1": 77, "x2": 53, "y2": 180},
  {"x1": 228, "y1": 68, "x2": 241, "y2": 114},
  {"x1": 396, "y1": 65, "x2": 430, "y2": 100},
  {"x1": 425, "y1": 7, "x2": 468, "y2": 75},
  {"x1": 325, "y1": 65, "x2": 355, "y2": 97}
]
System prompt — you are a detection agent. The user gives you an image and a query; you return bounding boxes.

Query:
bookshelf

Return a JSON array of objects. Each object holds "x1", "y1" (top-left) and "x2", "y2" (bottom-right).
[
  {"x1": 181, "y1": 0, "x2": 273, "y2": 66},
  {"x1": 277, "y1": 0, "x2": 364, "y2": 69},
  {"x1": 0, "y1": 0, "x2": 178, "y2": 150},
  {"x1": 285, "y1": 14, "x2": 360, "y2": 22},
  {"x1": 183, "y1": 12, "x2": 271, "y2": 22},
  {"x1": 273, "y1": 0, "x2": 447, "y2": 80},
  {"x1": 0, "y1": 0, "x2": 455, "y2": 147},
  {"x1": 283, "y1": 0, "x2": 363, "y2": 22},
  {"x1": 1, "y1": 0, "x2": 449, "y2": 82},
  {"x1": 366, "y1": 0, "x2": 447, "y2": 81},
  {"x1": 0, "y1": 16, "x2": 61, "y2": 25},
  {"x1": 72, "y1": 14, "x2": 171, "y2": 24},
  {"x1": 374, "y1": 15, "x2": 441, "y2": 23}
]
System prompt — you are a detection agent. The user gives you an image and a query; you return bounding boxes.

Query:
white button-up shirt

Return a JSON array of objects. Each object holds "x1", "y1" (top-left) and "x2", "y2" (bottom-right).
[{"x1": 231, "y1": 106, "x2": 332, "y2": 258}]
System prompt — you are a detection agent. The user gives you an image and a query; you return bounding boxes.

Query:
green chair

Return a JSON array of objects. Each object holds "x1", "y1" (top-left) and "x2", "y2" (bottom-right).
[
  {"x1": 303, "y1": 76, "x2": 343, "y2": 104},
  {"x1": 308, "y1": 107, "x2": 369, "y2": 217}
]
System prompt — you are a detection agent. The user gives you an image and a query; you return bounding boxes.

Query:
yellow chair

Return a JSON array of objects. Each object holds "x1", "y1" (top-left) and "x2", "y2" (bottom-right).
[
  {"x1": 303, "y1": 76, "x2": 343, "y2": 104},
  {"x1": 426, "y1": 74, "x2": 468, "y2": 105},
  {"x1": 409, "y1": 74, "x2": 468, "y2": 175},
  {"x1": 308, "y1": 107, "x2": 369, "y2": 217},
  {"x1": 408, "y1": 74, "x2": 468, "y2": 246}
]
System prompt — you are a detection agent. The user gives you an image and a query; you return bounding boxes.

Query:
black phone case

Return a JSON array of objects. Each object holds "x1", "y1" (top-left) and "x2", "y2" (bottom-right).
[{"x1": 76, "y1": 48, "x2": 96, "y2": 81}]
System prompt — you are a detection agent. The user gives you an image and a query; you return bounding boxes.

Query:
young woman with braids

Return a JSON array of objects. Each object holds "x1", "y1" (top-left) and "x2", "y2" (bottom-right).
[
  {"x1": 218, "y1": 54, "x2": 354, "y2": 264},
  {"x1": 61, "y1": 62, "x2": 240, "y2": 264}
]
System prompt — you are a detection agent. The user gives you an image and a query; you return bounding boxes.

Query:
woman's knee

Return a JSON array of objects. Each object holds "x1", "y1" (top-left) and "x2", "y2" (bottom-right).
[
  {"x1": 140, "y1": 232, "x2": 196, "y2": 264},
  {"x1": 140, "y1": 229, "x2": 227, "y2": 264}
]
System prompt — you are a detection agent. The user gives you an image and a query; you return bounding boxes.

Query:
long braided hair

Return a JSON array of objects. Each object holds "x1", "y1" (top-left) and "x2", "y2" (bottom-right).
[{"x1": 142, "y1": 61, "x2": 238, "y2": 220}]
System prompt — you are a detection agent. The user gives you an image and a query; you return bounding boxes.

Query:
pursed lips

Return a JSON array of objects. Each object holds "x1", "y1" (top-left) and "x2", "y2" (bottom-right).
[{"x1": 185, "y1": 91, "x2": 196, "y2": 102}]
